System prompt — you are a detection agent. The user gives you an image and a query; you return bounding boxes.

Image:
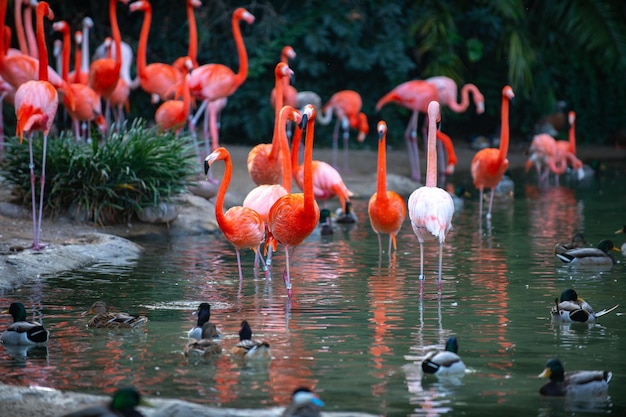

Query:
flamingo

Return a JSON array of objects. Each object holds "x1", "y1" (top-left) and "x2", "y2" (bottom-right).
[
  {"x1": 243, "y1": 105, "x2": 302, "y2": 265},
  {"x1": 88, "y1": 0, "x2": 123, "y2": 102},
  {"x1": 291, "y1": 107, "x2": 353, "y2": 215},
  {"x1": 320, "y1": 90, "x2": 369, "y2": 171},
  {"x1": 13, "y1": 0, "x2": 36, "y2": 57},
  {"x1": 270, "y1": 45, "x2": 298, "y2": 110},
  {"x1": 13, "y1": 1, "x2": 58, "y2": 250},
  {"x1": 52, "y1": 20, "x2": 105, "y2": 140},
  {"x1": 425, "y1": 76, "x2": 485, "y2": 114},
  {"x1": 368, "y1": 120, "x2": 407, "y2": 257},
  {"x1": 554, "y1": 111, "x2": 584, "y2": 179},
  {"x1": 471, "y1": 86, "x2": 515, "y2": 220},
  {"x1": 130, "y1": 0, "x2": 182, "y2": 103},
  {"x1": 173, "y1": 0, "x2": 202, "y2": 70},
  {"x1": 247, "y1": 62, "x2": 294, "y2": 186},
  {"x1": 204, "y1": 147, "x2": 265, "y2": 283},
  {"x1": 155, "y1": 57, "x2": 192, "y2": 134},
  {"x1": 22, "y1": 0, "x2": 36, "y2": 58},
  {"x1": 407, "y1": 101, "x2": 454, "y2": 293},
  {"x1": 68, "y1": 17, "x2": 92, "y2": 85},
  {"x1": 376, "y1": 80, "x2": 440, "y2": 182},
  {"x1": 188, "y1": 7, "x2": 255, "y2": 153},
  {"x1": 268, "y1": 105, "x2": 321, "y2": 298}
]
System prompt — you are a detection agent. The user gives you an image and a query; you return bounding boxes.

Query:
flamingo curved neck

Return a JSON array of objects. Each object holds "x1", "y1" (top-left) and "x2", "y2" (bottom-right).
[
  {"x1": 136, "y1": 3, "x2": 151, "y2": 78},
  {"x1": 303, "y1": 114, "x2": 316, "y2": 217},
  {"x1": 109, "y1": 0, "x2": 122, "y2": 72},
  {"x1": 424, "y1": 111, "x2": 438, "y2": 188},
  {"x1": 569, "y1": 120, "x2": 576, "y2": 155},
  {"x1": 14, "y1": 0, "x2": 28, "y2": 54},
  {"x1": 498, "y1": 93, "x2": 510, "y2": 163},
  {"x1": 35, "y1": 3, "x2": 49, "y2": 81},
  {"x1": 278, "y1": 107, "x2": 294, "y2": 192},
  {"x1": 269, "y1": 69, "x2": 285, "y2": 161},
  {"x1": 445, "y1": 84, "x2": 475, "y2": 113},
  {"x1": 187, "y1": 1, "x2": 198, "y2": 65},
  {"x1": 316, "y1": 106, "x2": 333, "y2": 125},
  {"x1": 376, "y1": 133, "x2": 388, "y2": 198},
  {"x1": 214, "y1": 153, "x2": 231, "y2": 227},
  {"x1": 81, "y1": 20, "x2": 90, "y2": 73},
  {"x1": 231, "y1": 13, "x2": 249, "y2": 90},
  {"x1": 59, "y1": 26, "x2": 70, "y2": 81}
]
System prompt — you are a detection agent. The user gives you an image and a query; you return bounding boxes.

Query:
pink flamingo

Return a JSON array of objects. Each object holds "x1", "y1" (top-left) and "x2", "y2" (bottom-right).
[
  {"x1": 471, "y1": 86, "x2": 515, "y2": 220},
  {"x1": 408, "y1": 101, "x2": 454, "y2": 294},
  {"x1": 268, "y1": 105, "x2": 320, "y2": 298},
  {"x1": 368, "y1": 120, "x2": 407, "y2": 257},
  {"x1": 247, "y1": 62, "x2": 294, "y2": 186},
  {"x1": 154, "y1": 57, "x2": 192, "y2": 134},
  {"x1": 188, "y1": 8, "x2": 255, "y2": 153},
  {"x1": 204, "y1": 147, "x2": 265, "y2": 282},
  {"x1": 291, "y1": 108, "x2": 353, "y2": 215},
  {"x1": 270, "y1": 45, "x2": 298, "y2": 110},
  {"x1": 425, "y1": 76, "x2": 485, "y2": 114},
  {"x1": 320, "y1": 90, "x2": 369, "y2": 171},
  {"x1": 13, "y1": 1, "x2": 58, "y2": 250}
]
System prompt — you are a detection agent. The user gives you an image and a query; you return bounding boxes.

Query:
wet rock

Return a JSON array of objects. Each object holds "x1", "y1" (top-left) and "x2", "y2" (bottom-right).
[{"x1": 137, "y1": 203, "x2": 179, "y2": 224}]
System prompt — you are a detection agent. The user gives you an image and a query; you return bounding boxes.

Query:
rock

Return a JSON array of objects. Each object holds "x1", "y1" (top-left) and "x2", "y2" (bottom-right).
[{"x1": 137, "y1": 203, "x2": 179, "y2": 224}]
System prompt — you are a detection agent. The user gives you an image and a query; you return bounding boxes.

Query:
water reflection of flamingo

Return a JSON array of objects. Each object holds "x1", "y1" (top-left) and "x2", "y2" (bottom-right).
[
  {"x1": 205, "y1": 147, "x2": 266, "y2": 282},
  {"x1": 368, "y1": 120, "x2": 407, "y2": 258},
  {"x1": 471, "y1": 86, "x2": 514, "y2": 220},
  {"x1": 408, "y1": 101, "x2": 454, "y2": 294}
]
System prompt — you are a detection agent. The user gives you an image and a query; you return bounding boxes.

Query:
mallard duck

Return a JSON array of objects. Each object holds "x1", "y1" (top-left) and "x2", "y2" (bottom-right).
[
  {"x1": 1, "y1": 302, "x2": 49, "y2": 346},
  {"x1": 230, "y1": 320, "x2": 271, "y2": 359},
  {"x1": 281, "y1": 387, "x2": 325, "y2": 417},
  {"x1": 187, "y1": 302, "x2": 221, "y2": 339},
  {"x1": 319, "y1": 209, "x2": 334, "y2": 235},
  {"x1": 184, "y1": 323, "x2": 222, "y2": 357},
  {"x1": 60, "y1": 387, "x2": 152, "y2": 417},
  {"x1": 82, "y1": 301, "x2": 148, "y2": 329},
  {"x1": 551, "y1": 289, "x2": 618, "y2": 323},
  {"x1": 538, "y1": 358, "x2": 612, "y2": 397},
  {"x1": 421, "y1": 336, "x2": 466, "y2": 377},
  {"x1": 556, "y1": 239, "x2": 620, "y2": 267},
  {"x1": 554, "y1": 232, "x2": 588, "y2": 256},
  {"x1": 335, "y1": 201, "x2": 357, "y2": 224}
]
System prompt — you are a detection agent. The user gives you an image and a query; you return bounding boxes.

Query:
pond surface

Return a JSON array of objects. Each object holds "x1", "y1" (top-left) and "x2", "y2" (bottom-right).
[{"x1": 1, "y1": 164, "x2": 625, "y2": 416}]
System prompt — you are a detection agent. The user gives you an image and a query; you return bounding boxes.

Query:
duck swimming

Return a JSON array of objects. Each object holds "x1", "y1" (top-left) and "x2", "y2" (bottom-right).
[
  {"x1": 421, "y1": 336, "x2": 466, "y2": 377},
  {"x1": 554, "y1": 232, "x2": 588, "y2": 256},
  {"x1": 556, "y1": 239, "x2": 620, "y2": 267},
  {"x1": 82, "y1": 301, "x2": 148, "y2": 329},
  {"x1": 538, "y1": 358, "x2": 612, "y2": 398},
  {"x1": 281, "y1": 387, "x2": 325, "y2": 417},
  {"x1": 551, "y1": 288, "x2": 618, "y2": 323},
  {"x1": 187, "y1": 302, "x2": 221, "y2": 339},
  {"x1": 1, "y1": 302, "x2": 49, "y2": 346},
  {"x1": 184, "y1": 322, "x2": 222, "y2": 357},
  {"x1": 230, "y1": 320, "x2": 271, "y2": 360},
  {"x1": 60, "y1": 387, "x2": 152, "y2": 417}
]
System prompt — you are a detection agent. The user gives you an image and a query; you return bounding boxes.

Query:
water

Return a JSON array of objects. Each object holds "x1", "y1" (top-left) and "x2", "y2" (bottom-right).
[{"x1": 1, "y1": 165, "x2": 625, "y2": 416}]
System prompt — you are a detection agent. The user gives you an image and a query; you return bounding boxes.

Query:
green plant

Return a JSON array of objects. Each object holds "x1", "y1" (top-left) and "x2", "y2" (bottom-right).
[{"x1": 1, "y1": 120, "x2": 196, "y2": 225}]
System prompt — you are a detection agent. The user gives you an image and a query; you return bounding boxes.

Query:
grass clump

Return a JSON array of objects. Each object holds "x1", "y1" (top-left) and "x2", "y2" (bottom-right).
[{"x1": 1, "y1": 120, "x2": 196, "y2": 225}]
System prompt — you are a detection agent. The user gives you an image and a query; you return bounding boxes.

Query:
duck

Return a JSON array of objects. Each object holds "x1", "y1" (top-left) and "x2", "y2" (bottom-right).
[
  {"x1": 187, "y1": 302, "x2": 222, "y2": 339},
  {"x1": 556, "y1": 239, "x2": 620, "y2": 267},
  {"x1": 554, "y1": 232, "x2": 589, "y2": 256},
  {"x1": 184, "y1": 323, "x2": 222, "y2": 357},
  {"x1": 447, "y1": 184, "x2": 470, "y2": 212},
  {"x1": 319, "y1": 208, "x2": 334, "y2": 236},
  {"x1": 82, "y1": 301, "x2": 148, "y2": 329},
  {"x1": 60, "y1": 387, "x2": 152, "y2": 417},
  {"x1": 281, "y1": 387, "x2": 325, "y2": 417},
  {"x1": 538, "y1": 358, "x2": 612, "y2": 397},
  {"x1": 1, "y1": 302, "x2": 49, "y2": 346},
  {"x1": 421, "y1": 336, "x2": 466, "y2": 377},
  {"x1": 230, "y1": 320, "x2": 271, "y2": 360},
  {"x1": 551, "y1": 288, "x2": 618, "y2": 323},
  {"x1": 335, "y1": 200, "x2": 358, "y2": 224}
]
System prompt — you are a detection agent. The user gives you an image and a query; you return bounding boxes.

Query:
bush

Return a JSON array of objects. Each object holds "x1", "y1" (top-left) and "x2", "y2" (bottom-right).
[{"x1": 1, "y1": 120, "x2": 196, "y2": 225}]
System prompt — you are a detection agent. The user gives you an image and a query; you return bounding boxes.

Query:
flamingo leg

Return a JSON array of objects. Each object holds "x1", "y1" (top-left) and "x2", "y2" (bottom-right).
[
  {"x1": 331, "y1": 118, "x2": 341, "y2": 169},
  {"x1": 342, "y1": 117, "x2": 350, "y2": 172},
  {"x1": 405, "y1": 111, "x2": 421, "y2": 182},
  {"x1": 36, "y1": 134, "x2": 49, "y2": 249},
  {"x1": 486, "y1": 188, "x2": 496, "y2": 220},
  {"x1": 254, "y1": 247, "x2": 267, "y2": 271},
  {"x1": 27, "y1": 135, "x2": 38, "y2": 249},
  {"x1": 418, "y1": 239, "x2": 425, "y2": 282},
  {"x1": 478, "y1": 188, "x2": 484, "y2": 221},
  {"x1": 235, "y1": 248, "x2": 243, "y2": 282},
  {"x1": 437, "y1": 241, "x2": 443, "y2": 292},
  {"x1": 376, "y1": 232, "x2": 382, "y2": 256},
  {"x1": 283, "y1": 246, "x2": 293, "y2": 299},
  {"x1": 387, "y1": 235, "x2": 393, "y2": 260},
  {"x1": 208, "y1": 104, "x2": 220, "y2": 153}
]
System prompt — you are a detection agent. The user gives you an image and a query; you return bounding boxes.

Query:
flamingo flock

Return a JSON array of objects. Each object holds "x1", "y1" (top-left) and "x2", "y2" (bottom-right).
[{"x1": 0, "y1": 1, "x2": 597, "y2": 302}]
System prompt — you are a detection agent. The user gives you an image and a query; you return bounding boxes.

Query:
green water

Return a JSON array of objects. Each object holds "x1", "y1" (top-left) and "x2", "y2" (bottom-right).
[{"x1": 1, "y1": 165, "x2": 625, "y2": 416}]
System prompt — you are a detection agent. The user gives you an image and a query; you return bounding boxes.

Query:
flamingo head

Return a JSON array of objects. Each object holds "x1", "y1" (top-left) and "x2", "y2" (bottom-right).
[
  {"x1": 283, "y1": 45, "x2": 296, "y2": 60},
  {"x1": 189, "y1": 0, "x2": 202, "y2": 7},
  {"x1": 37, "y1": 2, "x2": 54, "y2": 21},
  {"x1": 52, "y1": 21, "x2": 69, "y2": 34},
  {"x1": 502, "y1": 86, "x2": 515, "y2": 100},
  {"x1": 300, "y1": 104, "x2": 317, "y2": 129},
  {"x1": 204, "y1": 147, "x2": 227, "y2": 176},
  {"x1": 377, "y1": 120, "x2": 387, "y2": 139},
  {"x1": 276, "y1": 62, "x2": 294, "y2": 81},
  {"x1": 568, "y1": 111, "x2": 575, "y2": 125},
  {"x1": 82, "y1": 17, "x2": 94, "y2": 29},
  {"x1": 234, "y1": 8, "x2": 255, "y2": 25},
  {"x1": 74, "y1": 31, "x2": 83, "y2": 46},
  {"x1": 129, "y1": 1, "x2": 150, "y2": 13}
]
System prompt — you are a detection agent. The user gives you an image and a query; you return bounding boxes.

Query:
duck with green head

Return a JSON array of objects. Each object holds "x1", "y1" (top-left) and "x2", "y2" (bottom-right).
[
  {"x1": 60, "y1": 387, "x2": 152, "y2": 417},
  {"x1": 556, "y1": 239, "x2": 620, "y2": 267},
  {"x1": 539, "y1": 358, "x2": 612, "y2": 397},
  {"x1": 1, "y1": 302, "x2": 49, "y2": 346},
  {"x1": 421, "y1": 336, "x2": 466, "y2": 377},
  {"x1": 551, "y1": 288, "x2": 618, "y2": 323}
]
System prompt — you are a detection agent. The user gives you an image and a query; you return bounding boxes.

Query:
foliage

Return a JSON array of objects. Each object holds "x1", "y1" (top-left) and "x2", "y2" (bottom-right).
[
  {"x1": 6, "y1": 0, "x2": 626, "y2": 150},
  {"x1": 0, "y1": 121, "x2": 195, "y2": 225}
]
